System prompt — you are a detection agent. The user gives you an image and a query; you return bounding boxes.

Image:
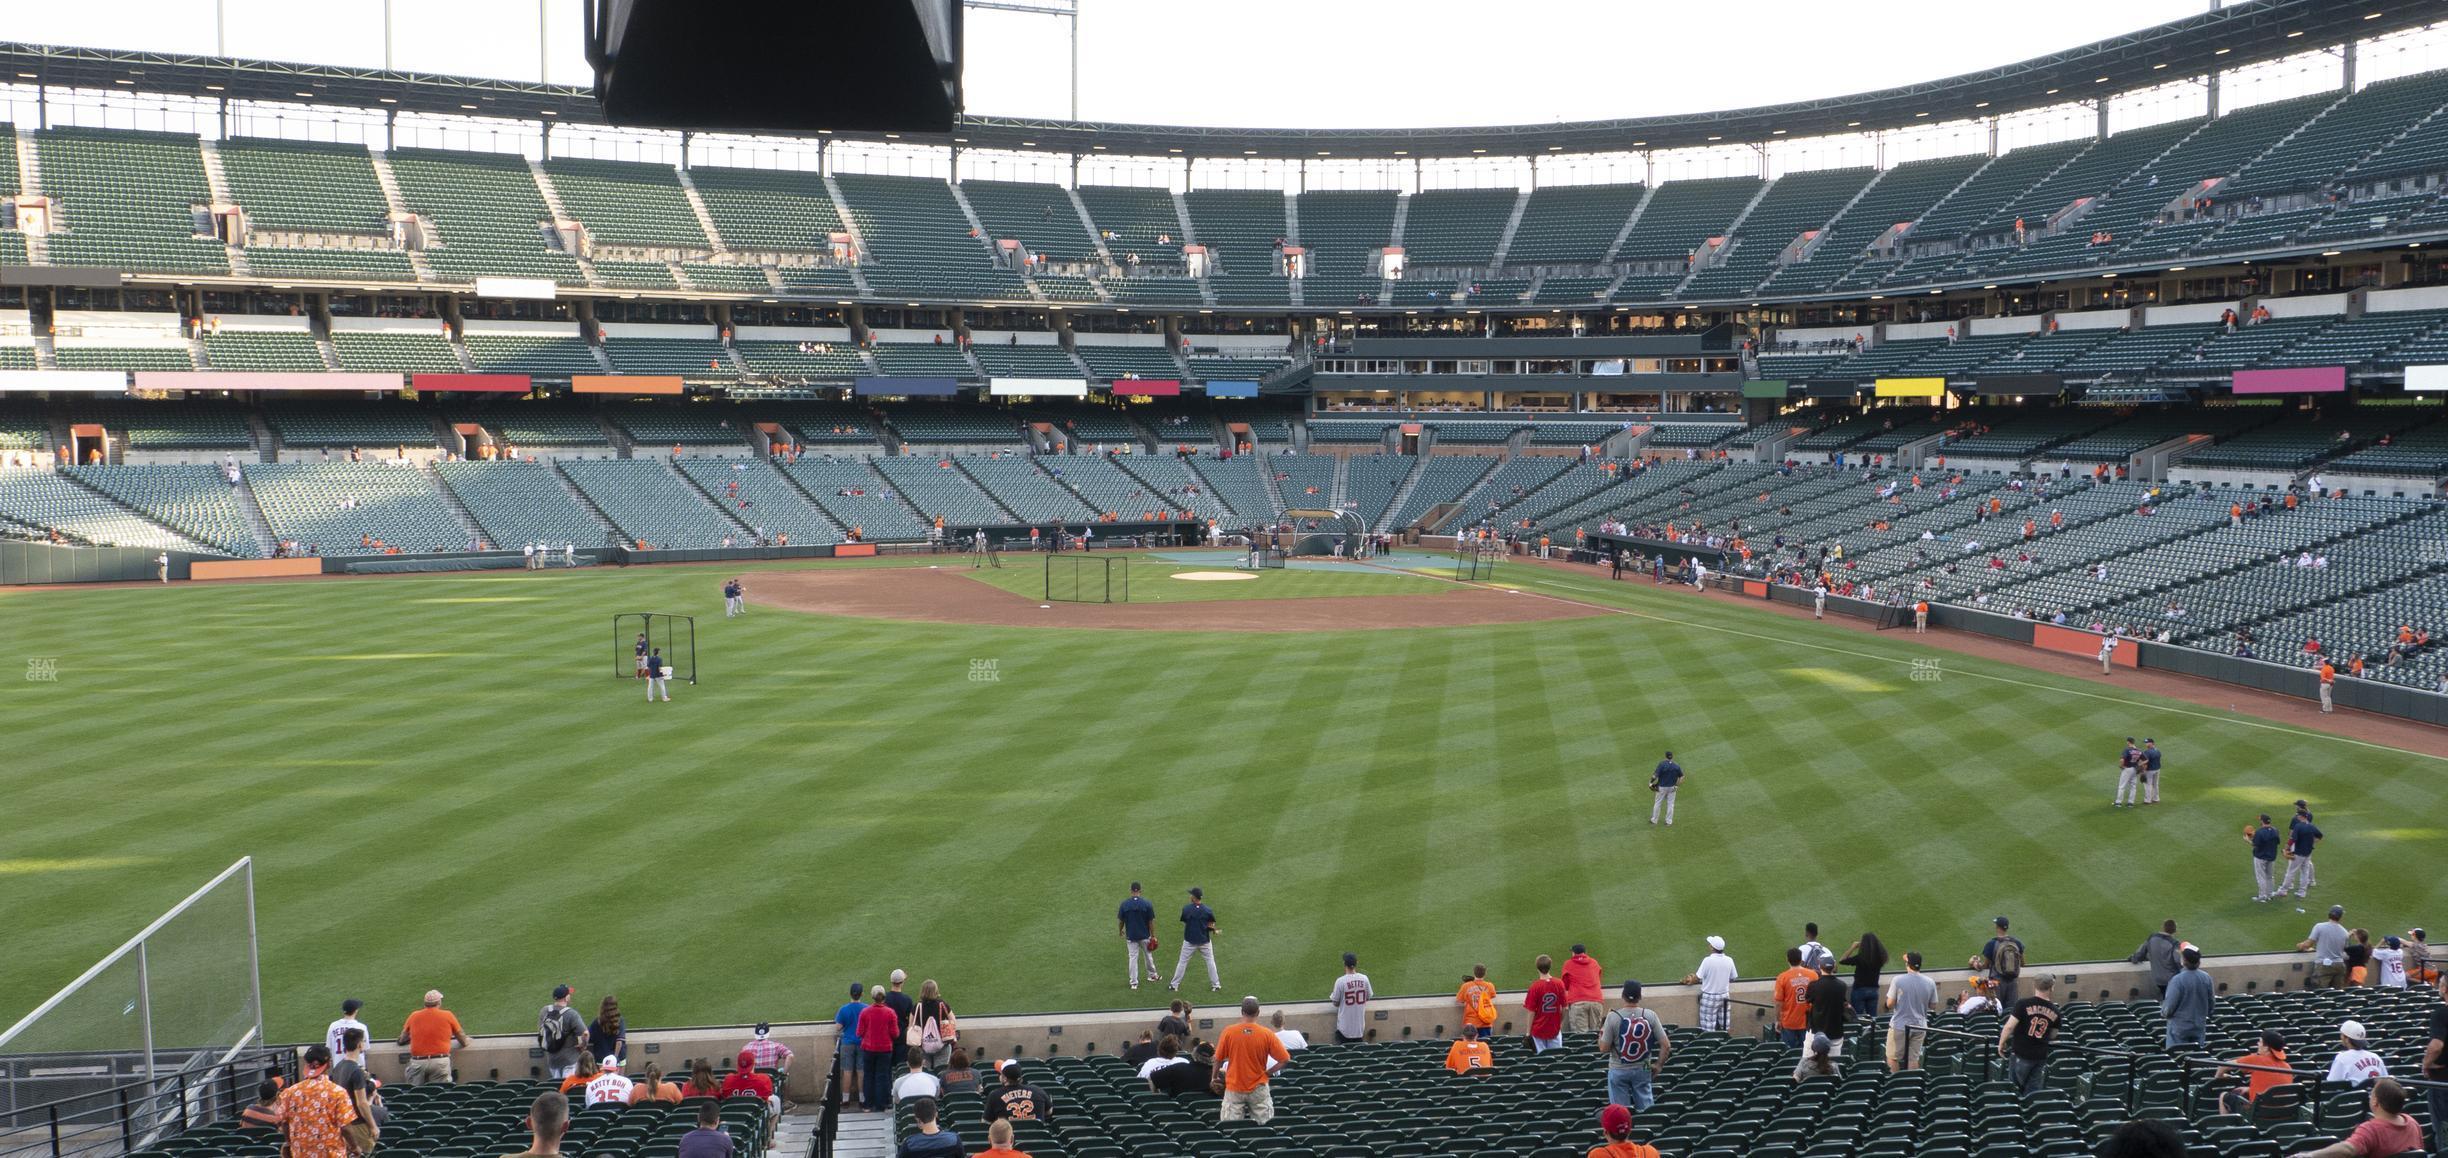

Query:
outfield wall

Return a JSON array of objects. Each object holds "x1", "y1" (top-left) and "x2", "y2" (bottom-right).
[{"x1": 344, "y1": 952, "x2": 2325, "y2": 1098}]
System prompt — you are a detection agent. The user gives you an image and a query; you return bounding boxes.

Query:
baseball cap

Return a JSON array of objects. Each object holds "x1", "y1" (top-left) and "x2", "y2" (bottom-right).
[
  {"x1": 754, "y1": 1022, "x2": 771, "y2": 1038},
  {"x1": 1188, "y1": 887, "x2": 1203, "y2": 898},
  {"x1": 2384, "y1": 935, "x2": 2402, "y2": 949},
  {"x1": 1705, "y1": 936, "x2": 1725, "y2": 952},
  {"x1": 423, "y1": 990, "x2": 443, "y2": 1005},
  {"x1": 848, "y1": 982, "x2": 863, "y2": 998},
  {"x1": 2329, "y1": 905, "x2": 2345, "y2": 918},
  {"x1": 1599, "y1": 1105, "x2": 1632, "y2": 1137},
  {"x1": 600, "y1": 1055, "x2": 621, "y2": 1069},
  {"x1": 1621, "y1": 980, "x2": 1642, "y2": 1002},
  {"x1": 1342, "y1": 952, "x2": 1357, "y2": 968},
  {"x1": 2340, "y1": 1020, "x2": 2367, "y2": 1043},
  {"x1": 890, "y1": 969, "x2": 907, "y2": 985},
  {"x1": 1993, "y1": 916, "x2": 2010, "y2": 929},
  {"x1": 553, "y1": 984, "x2": 573, "y2": 1000},
  {"x1": 342, "y1": 998, "x2": 363, "y2": 1015}
]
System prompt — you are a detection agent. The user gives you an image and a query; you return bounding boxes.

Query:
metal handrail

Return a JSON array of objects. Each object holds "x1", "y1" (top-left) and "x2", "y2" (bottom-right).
[{"x1": 0, "y1": 1048, "x2": 288, "y2": 1158}]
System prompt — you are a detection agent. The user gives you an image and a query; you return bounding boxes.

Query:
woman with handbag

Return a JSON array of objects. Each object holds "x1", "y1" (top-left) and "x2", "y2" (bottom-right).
[{"x1": 913, "y1": 981, "x2": 957, "y2": 1071}]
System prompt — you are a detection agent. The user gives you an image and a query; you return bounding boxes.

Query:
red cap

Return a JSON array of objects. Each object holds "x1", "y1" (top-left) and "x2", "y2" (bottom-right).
[{"x1": 1600, "y1": 1105, "x2": 1632, "y2": 1137}]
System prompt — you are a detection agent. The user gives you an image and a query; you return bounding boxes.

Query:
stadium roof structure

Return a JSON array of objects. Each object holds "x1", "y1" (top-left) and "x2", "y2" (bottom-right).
[{"x1": 5, "y1": 1, "x2": 2445, "y2": 156}]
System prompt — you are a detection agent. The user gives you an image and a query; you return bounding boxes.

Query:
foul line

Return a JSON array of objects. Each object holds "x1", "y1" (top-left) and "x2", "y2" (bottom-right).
[{"x1": 1365, "y1": 555, "x2": 2446, "y2": 763}]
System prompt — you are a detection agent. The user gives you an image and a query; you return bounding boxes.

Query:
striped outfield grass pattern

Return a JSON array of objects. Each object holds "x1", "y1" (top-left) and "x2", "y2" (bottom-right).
[
  {"x1": 968, "y1": 556, "x2": 1448, "y2": 603},
  {"x1": 0, "y1": 555, "x2": 2441, "y2": 1044}
]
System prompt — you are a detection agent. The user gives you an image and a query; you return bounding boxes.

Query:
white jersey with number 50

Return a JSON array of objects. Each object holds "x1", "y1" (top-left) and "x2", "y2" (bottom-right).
[{"x1": 1329, "y1": 973, "x2": 1372, "y2": 1040}]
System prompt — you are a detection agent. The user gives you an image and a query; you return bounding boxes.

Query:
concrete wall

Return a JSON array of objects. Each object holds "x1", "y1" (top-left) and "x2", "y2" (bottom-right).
[{"x1": 351, "y1": 952, "x2": 2325, "y2": 1099}]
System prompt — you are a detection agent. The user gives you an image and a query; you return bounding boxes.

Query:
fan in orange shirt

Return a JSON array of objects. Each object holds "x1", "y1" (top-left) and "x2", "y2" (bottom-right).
[
  {"x1": 1443, "y1": 1034, "x2": 1495, "y2": 1074},
  {"x1": 1456, "y1": 966, "x2": 1498, "y2": 1040},
  {"x1": 1587, "y1": 1104, "x2": 1660, "y2": 1158},
  {"x1": 1773, "y1": 948, "x2": 1817, "y2": 1049}
]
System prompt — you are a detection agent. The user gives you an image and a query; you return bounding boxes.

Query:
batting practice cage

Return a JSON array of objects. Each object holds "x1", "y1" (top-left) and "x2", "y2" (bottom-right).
[
  {"x1": 1278, "y1": 509, "x2": 1367, "y2": 558},
  {"x1": 614, "y1": 613, "x2": 698, "y2": 684},
  {"x1": 1046, "y1": 554, "x2": 1129, "y2": 603},
  {"x1": 0, "y1": 858, "x2": 277, "y2": 1154},
  {"x1": 1455, "y1": 541, "x2": 1503, "y2": 581}
]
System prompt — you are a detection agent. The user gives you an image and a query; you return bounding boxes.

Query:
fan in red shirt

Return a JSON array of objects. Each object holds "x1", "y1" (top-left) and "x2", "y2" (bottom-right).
[
  {"x1": 719, "y1": 1048, "x2": 779, "y2": 1133},
  {"x1": 1523, "y1": 954, "x2": 1569, "y2": 1052},
  {"x1": 1561, "y1": 945, "x2": 1605, "y2": 1034}
]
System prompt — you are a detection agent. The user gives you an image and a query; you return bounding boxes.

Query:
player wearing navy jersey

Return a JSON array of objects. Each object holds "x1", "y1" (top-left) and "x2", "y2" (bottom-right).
[{"x1": 1648, "y1": 752, "x2": 1684, "y2": 827}]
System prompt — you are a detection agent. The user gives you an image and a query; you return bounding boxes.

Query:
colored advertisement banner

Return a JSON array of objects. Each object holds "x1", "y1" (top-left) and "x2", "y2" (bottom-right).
[
  {"x1": 2231, "y1": 366, "x2": 2345, "y2": 395},
  {"x1": 473, "y1": 276, "x2": 558, "y2": 301},
  {"x1": 1201, "y1": 380, "x2": 1259, "y2": 398},
  {"x1": 2034, "y1": 624, "x2": 2138, "y2": 668},
  {"x1": 132, "y1": 372, "x2": 403, "y2": 392},
  {"x1": 2407, "y1": 364, "x2": 2448, "y2": 392},
  {"x1": 1873, "y1": 377, "x2": 1946, "y2": 398},
  {"x1": 1739, "y1": 379, "x2": 1788, "y2": 399},
  {"x1": 988, "y1": 377, "x2": 1088, "y2": 397},
  {"x1": 1971, "y1": 374, "x2": 2064, "y2": 396},
  {"x1": 854, "y1": 376, "x2": 959, "y2": 397},
  {"x1": 1110, "y1": 379, "x2": 1182, "y2": 396},
  {"x1": 0, "y1": 369, "x2": 126, "y2": 393},
  {"x1": 570, "y1": 375, "x2": 684, "y2": 395},
  {"x1": 413, "y1": 373, "x2": 531, "y2": 393}
]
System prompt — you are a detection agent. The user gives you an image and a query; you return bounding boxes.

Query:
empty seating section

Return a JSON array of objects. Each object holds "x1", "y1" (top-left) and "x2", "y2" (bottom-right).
[
  {"x1": 1183, "y1": 189, "x2": 1289, "y2": 278},
  {"x1": 2167, "y1": 316, "x2": 2333, "y2": 374},
  {"x1": 2192, "y1": 206, "x2": 2330, "y2": 257},
  {"x1": 1910, "y1": 139, "x2": 2090, "y2": 245},
  {"x1": 1975, "y1": 328, "x2": 2112, "y2": 373},
  {"x1": 2231, "y1": 71, "x2": 2448, "y2": 196},
  {"x1": 869, "y1": 456, "x2": 1009, "y2": 524},
  {"x1": 780, "y1": 458, "x2": 931, "y2": 539},
  {"x1": 1680, "y1": 167, "x2": 1874, "y2": 299},
  {"x1": 202, "y1": 330, "x2": 325, "y2": 372},
  {"x1": 63, "y1": 464, "x2": 257, "y2": 554},
  {"x1": 541, "y1": 157, "x2": 708, "y2": 249},
  {"x1": 1399, "y1": 187, "x2": 1516, "y2": 267},
  {"x1": 0, "y1": 402, "x2": 43, "y2": 450},
  {"x1": 2346, "y1": 71, "x2": 2448, "y2": 184},
  {"x1": 463, "y1": 334, "x2": 601, "y2": 378},
  {"x1": 1307, "y1": 420, "x2": 1389, "y2": 446},
  {"x1": 2293, "y1": 190, "x2": 2439, "y2": 246},
  {"x1": 962, "y1": 457, "x2": 1094, "y2": 521},
  {"x1": 591, "y1": 260, "x2": 680, "y2": 290},
  {"x1": 2056, "y1": 324, "x2": 2219, "y2": 379},
  {"x1": 38, "y1": 126, "x2": 229, "y2": 273},
  {"x1": 1793, "y1": 408, "x2": 1937, "y2": 452},
  {"x1": 53, "y1": 344, "x2": 191, "y2": 372},
  {"x1": 1075, "y1": 184, "x2": 1187, "y2": 258},
  {"x1": 242, "y1": 245, "x2": 419, "y2": 280},
  {"x1": 557, "y1": 459, "x2": 735, "y2": 547},
  {"x1": 1941, "y1": 409, "x2": 2122, "y2": 458},
  {"x1": 1818, "y1": 338, "x2": 1943, "y2": 382},
  {"x1": 1029, "y1": 404, "x2": 1138, "y2": 443},
  {"x1": 686, "y1": 166, "x2": 842, "y2": 251},
  {"x1": 1111, "y1": 455, "x2": 1237, "y2": 522},
  {"x1": 1033, "y1": 274, "x2": 1100, "y2": 302},
  {"x1": 2179, "y1": 405, "x2": 2432, "y2": 469},
  {"x1": 1187, "y1": 454, "x2": 1276, "y2": 518},
  {"x1": 884, "y1": 404, "x2": 1023, "y2": 444},
  {"x1": 1526, "y1": 420, "x2": 1625, "y2": 447},
  {"x1": 1102, "y1": 275, "x2": 1204, "y2": 305},
  {"x1": 1343, "y1": 454, "x2": 1413, "y2": 528},
  {"x1": 604, "y1": 336, "x2": 735, "y2": 378},
  {"x1": 1385, "y1": 454, "x2": 1494, "y2": 529},
  {"x1": 1185, "y1": 355, "x2": 1286, "y2": 382},
  {"x1": 678, "y1": 263, "x2": 773, "y2": 293},
  {"x1": 387, "y1": 148, "x2": 583, "y2": 285},
  {"x1": 869, "y1": 342, "x2": 976, "y2": 378},
  {"x1": 429, "y1": 461, "x2": 606, "y2": 549},
  {"x1": 970, "y1": 342, "x2": 1081, "y2": 378},
  {"x1": 1267, "y1": 453, "x2": 1337, "y2": 508},
  {"x1": 605, "y1": 404, "x2": 748, "y2": 447},
  {"x1": 1762, "y1": 155, "x2": 1988, "y2": 296},
  {"x1": 1074, "y1": 345, "x2": 1183, "y2": 381},
  {"x1": 732, "y1": 340, "x2": 868, "y2": 379},
  {"x1": 1891, "y1": 333, "x2": 2029, "y2": 378},
  {"x1": 768, "y1": 401, "x2": 879, "y2": 446},
  {"x1": 218, "y1": 138, "x2": 391, "y2": 234},
  {"x1": 1506, "y1": 182, "x2": 1642, "y2": 264},
  {"x1": 1426, "y1": 420, "x2": 1525, "y2": 445},
  {"x1": 960, "y1": 179, "x2": 1099, "y2": 261},
  {"x1": 2329, "y1": 416, "x2": 2448, "y2": 474},
  {"x1": 1051, "y1": 455, "x2": 1183, "y2": 519},
  {"x1": 2048, "y1": 407, "x2": 2270, "y2": 462},
  {"x1": 775, "y1": 265, "x2": 862, "y2": 295},
  {"x1": 1294, "y1": 190, "x2": 1397, "y2": 289},
  {"x1": 674, "y1": 458, "x2": 842, "y2": 543},
  {"x1": 1614, "y1": 177, "x2": 1764, "y2": 286},
  {"x1": 88, "y1": 402, "x2": 251, "y2": 450},
  {"x1": 246, "y1": 462, "x2": 465, "y2": 553},
  {"x1": 0, "y1": 469, "x2": 219, "y2": 552},
  {"x1": 833, "y1": 173, "x2": 1026, "y2": 300},
  {"x1": 332, "y1": 331, "x2": 463, "y2": 374},
  {"x1": 1645, "y1": 420, "x2": 1741, "y2": 448},
  {"x1": 479, "y1": 404, "x2": 610, "y2": 448},
  {"x1": 264, "y1": 402, "x2": 438, "y2": 448}
]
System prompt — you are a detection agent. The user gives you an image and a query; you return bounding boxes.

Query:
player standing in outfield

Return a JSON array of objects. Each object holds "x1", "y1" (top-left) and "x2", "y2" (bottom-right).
[
  {"x1": 1813, "y1": 581, "x2": 1828, "y2": 619},
  {"x1": 645, "y1": 649, "x2": 672, "y2": 703},
  {"x1": 2249, "y1": 814, "x2": 2283, "y2": 902},
  {"x1": 723, "y1": 578, "x2": 745, "y2": 618},
  {"x1": 2140, "y1": 739, "x2": 2163, "y2": 805},
  {"x1": 1118, "y1": 883, "x2": 1160, "y2": 989},
  {"x1": 1524, "y1": 955, "x2": 1567, "y2": 1052},
  {"x1": 1683, "y1": 937, "x2": 1737, "y2": 1034},
  {"x1": 2098, "y1": 634, "x2": 2117, "y2": 675},
  {"x1": 1327, "y1": 953, "x2": 1371, "y2": 1044},
  {"x1": 1648, "y1": 751, "x2": 1683, "y2": 826},
  {"x1": 1457, "y1": 967, "x2": 1497, "y2": 1041},
  {"x1": 1170, "y1": 887, "x2": 1220, "y2": 993},
  {"x1": 2318, "y1": 660, "x2": 2336, "y2": 712},
  {"x1": 2281, "y1": 802, "x2": 2323, "y2": 899},
  {"x1": 1913, "y1": 600, "x2": 1929, "y2": 633},
  {"x1": 2113, "y1": 737, "x2": 2141, "y2": 808},
  {"x1": 634, "y1": 632, "x2": 651, "y2": 678}
]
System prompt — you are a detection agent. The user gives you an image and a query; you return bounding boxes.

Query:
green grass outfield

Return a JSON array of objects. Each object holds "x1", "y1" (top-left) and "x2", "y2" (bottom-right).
[
  {"x1": 967, "y1": 554, "x2": 1447, "y2": 603},
  {"x1": 2, "y1": 554, "x2": 2441, "y2": 1044}
]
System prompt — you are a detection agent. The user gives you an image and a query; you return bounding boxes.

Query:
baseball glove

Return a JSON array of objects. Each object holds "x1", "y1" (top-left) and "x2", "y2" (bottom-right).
[{"x1": 1648, "y1": 779, "x2": 1660, "y2": 792}]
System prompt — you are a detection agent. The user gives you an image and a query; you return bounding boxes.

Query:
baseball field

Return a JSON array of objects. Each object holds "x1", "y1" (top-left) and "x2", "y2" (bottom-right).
[{"x1": 3, "y1": 550, "x2": 2442, "y2": 1044}]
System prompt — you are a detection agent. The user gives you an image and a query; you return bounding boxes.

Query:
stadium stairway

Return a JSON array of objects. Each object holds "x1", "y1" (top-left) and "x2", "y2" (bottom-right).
[
  {"x1": 550, "y1": 462, "x2": 625, "y2": 541},
  {"x1": 231, "y1": 471, "x2": 280, "y2": 556},
  {"x1": 418, "y1": 460, "x2": 493, "y2": 547}
]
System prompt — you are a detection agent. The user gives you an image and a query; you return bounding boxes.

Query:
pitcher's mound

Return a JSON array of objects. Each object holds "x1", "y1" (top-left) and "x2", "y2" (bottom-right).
[
  {"x1": 1171, "y1": 571, "x2": 1257, "y2": 581},
  {"x1": 753, "y1": 567, "x2": 1602, "y2": 632}
]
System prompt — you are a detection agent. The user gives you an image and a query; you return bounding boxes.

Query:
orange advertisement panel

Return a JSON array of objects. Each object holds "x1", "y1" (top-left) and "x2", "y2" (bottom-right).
[
  {"x1": 833, "y1": 543, "x2": 878, "y2": 558},
  {"x1": 571, "y1": 375, "x2": 684, "y2": 395},
  {"x1": 190, "y1": 558, "x2": 322, "y2": 581},
  {"x1": 2034, "y1": 624, "x2": 2138, "y2": 667},
  {"x1": 1741, "y1": 580, "x2": 1769, "y2": 598}
]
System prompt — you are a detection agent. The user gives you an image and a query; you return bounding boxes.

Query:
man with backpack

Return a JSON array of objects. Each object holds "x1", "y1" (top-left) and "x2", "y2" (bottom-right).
[
  {"x1": 1978, "y1": 917, "x2": 2026, "y2": 1010},
  {"x1": 539, "y1": 985, "x2": 589, "y2": 1080},
  {"x1": 1597, "y1": 981, "x2": 1670, "y2": 1111}
]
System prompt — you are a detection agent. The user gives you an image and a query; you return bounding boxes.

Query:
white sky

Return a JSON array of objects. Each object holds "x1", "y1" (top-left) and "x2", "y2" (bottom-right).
[{"x1": 0, "y1": 0, "x2": 2220, "y2": 127}]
